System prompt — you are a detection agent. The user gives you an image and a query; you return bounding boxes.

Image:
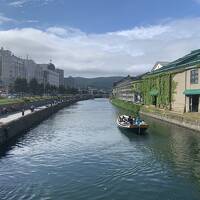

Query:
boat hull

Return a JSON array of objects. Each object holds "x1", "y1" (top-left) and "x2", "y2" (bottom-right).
[
  {"x1": 118, "y1": 125, "x2": 148, "y2": 134},
  {"x1": 117, "y1": 116, "x2": 149, "y2": 134}
]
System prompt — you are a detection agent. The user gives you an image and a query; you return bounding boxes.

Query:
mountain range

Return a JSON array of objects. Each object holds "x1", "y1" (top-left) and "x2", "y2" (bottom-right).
[{"x1": 64, "y1": 76, "x2": 124, "y2": 91}]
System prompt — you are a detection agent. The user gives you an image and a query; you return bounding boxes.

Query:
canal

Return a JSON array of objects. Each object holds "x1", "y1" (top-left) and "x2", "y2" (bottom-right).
[{"x1": 1, "y1": 98, "x2": 200, "y2": 200}]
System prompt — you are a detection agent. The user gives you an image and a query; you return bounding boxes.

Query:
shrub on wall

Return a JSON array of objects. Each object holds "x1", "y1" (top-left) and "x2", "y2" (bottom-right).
[{"x1": 140, "y1": 73, "x2": 177, "y2": 109}]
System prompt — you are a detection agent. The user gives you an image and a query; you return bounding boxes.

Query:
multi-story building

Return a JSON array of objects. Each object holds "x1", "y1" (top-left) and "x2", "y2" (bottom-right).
[
  {"x1": 113, "y1": 76, "x2": 137, "y2": 102},
  {"x1": 112, "y1": 75, "x2": 144, "y2": 103},
  {"x1": 113, "y1": 50, "x2": 200, "y2": 114},
  {"x1": 39, "y1": 63, "x2": 59, "y2": 87},
  {"x1": 24, "y1": 59, "x2": 43, "y2": 84},
  {"x1": 0, "y1": 47, "x2": 64, "y2": 90},
  {"x1": 149, "y1": 49, "x2": 200, "y2": 113},
  {"x1": 0, "y1": 47, "x2": 26, "y2": 88},
  {"x1": 55, "y1": 68, "x2": 64, "y2": 86}
]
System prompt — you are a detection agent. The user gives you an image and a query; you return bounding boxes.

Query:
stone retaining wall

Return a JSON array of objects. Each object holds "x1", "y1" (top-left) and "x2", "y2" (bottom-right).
[
  {"x1": 0, "y1": 96, "x2": 91, "y2": 146},
  {"x1": 140, "y1": 111, "x2": 200, "y2": 132}
]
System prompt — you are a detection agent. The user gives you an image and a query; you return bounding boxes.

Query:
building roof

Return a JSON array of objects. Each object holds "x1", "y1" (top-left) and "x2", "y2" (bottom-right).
[
  {"x1": 149, "y1": 49, "x2": 200, "y2": 75},
  {"x1": 48, "y1": 63, "x2": 56, "y2": 71},
  {"x1": 113, "y1": 75, "x2": 134, "y2": 86},
  {"x1": 151, "y1": 61, "x2": 170, "y2": 71},
  {"x1": 113, "y1": 73, "x2": 147, "y2": 87}
]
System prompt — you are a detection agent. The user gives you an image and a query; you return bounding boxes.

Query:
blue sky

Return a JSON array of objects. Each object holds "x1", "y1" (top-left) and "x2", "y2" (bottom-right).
[
  {"x1": 0, "y1": 0, "x2": 200, "y2": 77},
  {"x1": 1, "y1": 0, "x2": 200, "y2": 32}
]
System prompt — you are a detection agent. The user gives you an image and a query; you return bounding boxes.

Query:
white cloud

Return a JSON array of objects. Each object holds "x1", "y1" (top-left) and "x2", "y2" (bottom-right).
[
  {"x1": 0, "y1": 13, "x2": 16, "y2": 24},
  {"x1": 8, "y1": 0, "x2": 55, "y2": 7},
  {"x1": 46, "y1": 27, "x2": 85, "y2": 38},
  {"x1": 1, "y1": 18, "x2": 200, "y2": 77},
  {"x1": 23, "y1": 19, "x2": 39, "y2": 23},
  {"x1": 8, "y1": 0, "x2": 29, "y2": 7},
  {"x1": 0, "y1": 13, "x2": 38, "y2": 25},
  {"x1": 110, "y1": 25, "x2": 170, "y2": 40}
]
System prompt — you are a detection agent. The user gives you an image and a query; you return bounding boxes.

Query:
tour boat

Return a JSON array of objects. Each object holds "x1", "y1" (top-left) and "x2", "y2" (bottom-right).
[{"x1": 117, "y1": 115, "x2": 149, "y2": 134}]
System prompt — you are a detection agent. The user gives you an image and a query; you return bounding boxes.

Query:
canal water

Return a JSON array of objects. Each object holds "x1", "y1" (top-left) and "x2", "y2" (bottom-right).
[{"x1": 1, "y1": 99, "x2": 200, "y2": 200}]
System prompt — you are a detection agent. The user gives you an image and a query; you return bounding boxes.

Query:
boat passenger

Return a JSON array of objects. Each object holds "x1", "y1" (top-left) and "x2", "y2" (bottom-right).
[
  {"x1": 128, "y1": 116, "x2": 133, "y2": 125},
  {"x1": 135, "y1": 116, "x2": 142, "y2": 125},
  {"x1": 122, "y1": 116, "x2": 126, "y2": 122}
]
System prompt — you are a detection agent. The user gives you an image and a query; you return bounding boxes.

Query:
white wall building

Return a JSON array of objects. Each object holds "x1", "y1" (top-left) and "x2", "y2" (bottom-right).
[
  {"x1": 39, "y1": 63, "x2": 59, "y2": 87},
  {"x1": 0, "y1": 47, "x2": 26, "y2": 88},
  {"x1": 55, "y1": 68, "x2": 64, "y2": 86},
  {"x1": 24, "y1": 59, "x2": 43, "y2": 84},
  {"x1": 0, "y1": 47, "x2": 64, "y2": 90}
]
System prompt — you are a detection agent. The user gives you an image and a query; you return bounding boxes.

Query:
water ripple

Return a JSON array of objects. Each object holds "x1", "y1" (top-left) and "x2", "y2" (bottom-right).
[{"x1": 0, "y1": 99, "x2": 200, "y2": 200}]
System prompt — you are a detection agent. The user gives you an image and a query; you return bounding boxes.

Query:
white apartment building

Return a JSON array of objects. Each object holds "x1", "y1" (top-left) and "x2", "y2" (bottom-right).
[
  {"x1": 0, "y1": 47, "x2": 64, "y2": 89},
  {"x1": 39, "y1": 63, "x2": 60, "y2": 87},
  {"x1": 24, "y1": 59, "x2": 43, "y2": 84},
  {"x1": 55, "y1": 68, "x2": 64, "y2": 86},
  {"x1": 0, "y1": 47, "x2": 26, "y2": 87}
]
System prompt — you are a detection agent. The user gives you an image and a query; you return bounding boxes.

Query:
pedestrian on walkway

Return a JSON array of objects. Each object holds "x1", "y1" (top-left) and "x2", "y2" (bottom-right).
[
  {"x1": 22, "y1": 109, "x2": 25, "y2": 116},
  {"x1": 30, "y1": 105, "x2": 35, "y2": 112}
]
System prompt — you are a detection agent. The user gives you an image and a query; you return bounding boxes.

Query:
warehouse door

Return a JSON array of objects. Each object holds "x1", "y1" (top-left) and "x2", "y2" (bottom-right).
[{"x1": 189, "y1": 95, "x2": 199, "y2": 112}]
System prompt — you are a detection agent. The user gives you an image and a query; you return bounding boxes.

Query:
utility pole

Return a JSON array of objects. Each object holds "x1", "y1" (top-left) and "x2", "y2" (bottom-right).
[{"x1": 43, "y1": 71, "x2": 46, "y2": 96}]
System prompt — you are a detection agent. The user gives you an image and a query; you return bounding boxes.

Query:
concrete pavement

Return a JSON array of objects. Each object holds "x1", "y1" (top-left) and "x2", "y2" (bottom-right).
[{"x1": 0, "y1": 106, "x2": 46, "y2": 125}]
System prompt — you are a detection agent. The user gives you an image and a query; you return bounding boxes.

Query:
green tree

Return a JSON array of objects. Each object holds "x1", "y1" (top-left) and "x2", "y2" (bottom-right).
[
  {"x1": 45, "y1": 83, "x2": 51, "y2": 94},
  {"x1": 29, "y1": 78, "x2": 39, "y2": 95},
  {"x1": 14, "y1": 78, "x2": 28, "y2": 94},
  {"x1": 58, "y1": 85, "x2": 66, "y2": 94},
  {"x1": 66, "y1": 87, "x2": 78, "y2": 94},
  {"x1": 50, "y1": 85, "x2": 58, "y2": 95},
  {"x1": 38, "y1": 83, "x2": 44, "y2": 95}
]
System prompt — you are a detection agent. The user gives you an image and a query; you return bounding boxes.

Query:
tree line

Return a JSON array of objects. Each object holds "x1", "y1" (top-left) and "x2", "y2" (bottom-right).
[{"x1": 10, "y1": 78, "x2": 78, "y2": 95}]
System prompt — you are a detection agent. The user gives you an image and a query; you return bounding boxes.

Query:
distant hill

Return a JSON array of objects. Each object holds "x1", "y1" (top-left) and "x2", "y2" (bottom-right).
[{"x1": 64, "y1": 76, "x2": 124, "y2": 91}]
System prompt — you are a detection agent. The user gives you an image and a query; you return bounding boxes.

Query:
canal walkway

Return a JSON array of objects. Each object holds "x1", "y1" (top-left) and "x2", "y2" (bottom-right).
[{"x1": 0, "y1": 105, "x2": 46, "y2": 125}]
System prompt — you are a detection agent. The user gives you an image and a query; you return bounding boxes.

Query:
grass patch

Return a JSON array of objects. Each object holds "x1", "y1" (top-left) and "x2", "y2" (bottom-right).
[
  {"x1": 0, "y1": 95, "x2": 63, "y2": 106},
  {"x1": 111, "y1": 98, "x2": 141, "y2": 115},
  {"x1": 0, "y1": 98, "x2": 24, "y2": 105}
]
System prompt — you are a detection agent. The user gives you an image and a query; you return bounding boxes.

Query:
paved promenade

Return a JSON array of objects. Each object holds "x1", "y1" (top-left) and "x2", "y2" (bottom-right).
[{"x1": 0, "y1": 106, "x2": 46, "y2": 125}]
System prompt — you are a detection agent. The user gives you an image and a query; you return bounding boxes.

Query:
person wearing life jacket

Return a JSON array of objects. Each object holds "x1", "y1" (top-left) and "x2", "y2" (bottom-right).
[{"x1": 135, "y1": 116, "x2": 141, "y2": 125}]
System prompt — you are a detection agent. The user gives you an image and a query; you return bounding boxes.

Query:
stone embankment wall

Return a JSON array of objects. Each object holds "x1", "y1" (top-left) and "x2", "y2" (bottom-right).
[
  {"x1": 0, "y1": 95, "x2": 91, "y2": 146},
  {"x1": 140, "y1": 111, "x2": 200, "y2": 132}
]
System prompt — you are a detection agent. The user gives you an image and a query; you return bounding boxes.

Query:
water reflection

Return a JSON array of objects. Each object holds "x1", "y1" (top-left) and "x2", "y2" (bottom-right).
[
  {"x1": 118, "y1": 127, "x2": 149, "y2": 141},
  {"x1": 117, "y1": 106, "x2": 200, "y2": 191},
  {"x1": 145, "y1": 115, "x2": 200, "y2": 187},
  {"x1": 0, "y1": 99, "x2": 200, "y2": 200}
]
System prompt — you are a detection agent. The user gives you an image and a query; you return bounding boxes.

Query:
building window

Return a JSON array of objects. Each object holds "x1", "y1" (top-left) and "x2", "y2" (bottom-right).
[{"x1": 190, "y1": 69, "x2": 199, "y2": 84}]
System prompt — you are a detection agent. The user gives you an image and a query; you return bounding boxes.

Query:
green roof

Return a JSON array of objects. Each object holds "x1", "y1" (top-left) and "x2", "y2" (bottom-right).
[
  {"x1": 183, "y1": 89, "x2": 200, "y2": 95},
  {"x1": 150, "y1": 49, "x2": 200, "y2": 75},
  {"x1": 150, "y1": 89, "x2": 158, "y2": 96}
]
